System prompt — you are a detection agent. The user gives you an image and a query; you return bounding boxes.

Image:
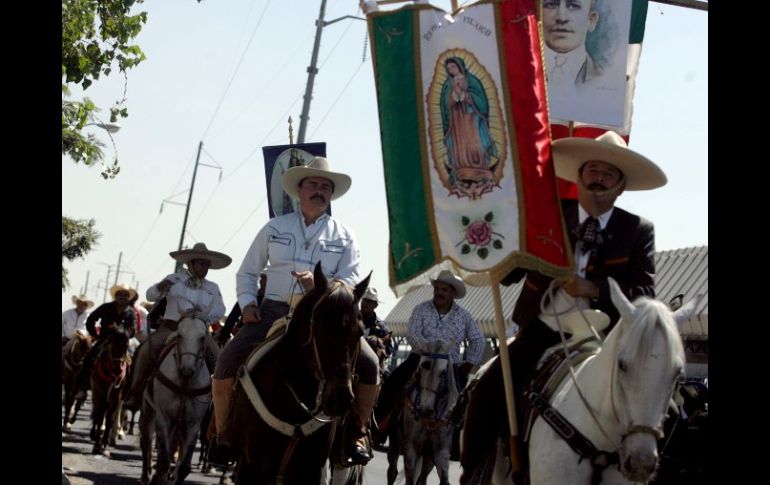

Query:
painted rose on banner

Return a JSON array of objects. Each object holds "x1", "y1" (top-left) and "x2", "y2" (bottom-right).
[{"x1": 427, "y1": 49, "x2": 506, "y2": 200}]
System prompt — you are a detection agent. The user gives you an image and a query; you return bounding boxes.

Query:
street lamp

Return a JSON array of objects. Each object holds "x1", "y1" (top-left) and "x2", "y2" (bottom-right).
[{"x1": 85, "y1": 122, "x2": 122, "y2": 134}]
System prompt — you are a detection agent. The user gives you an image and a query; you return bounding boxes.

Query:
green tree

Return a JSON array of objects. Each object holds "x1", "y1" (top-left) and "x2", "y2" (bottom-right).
[
  {"x1": 62, "y1": 217, "x2": 101, "y2": 290},
  {"x1": 62, "y1": 0, "x2": 149, "y2": 179}
]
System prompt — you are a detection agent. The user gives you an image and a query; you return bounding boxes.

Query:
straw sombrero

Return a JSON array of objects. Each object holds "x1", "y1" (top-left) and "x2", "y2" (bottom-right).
[
  {"x1": 281, "y1": 156, "x2": 351, "y2": 201},
  {"x1": 553, "y1": 131, "x2": 667, "y2": 191},
  {"x1": 169, "y1": 242, "x2": 232, "y2": 270}
]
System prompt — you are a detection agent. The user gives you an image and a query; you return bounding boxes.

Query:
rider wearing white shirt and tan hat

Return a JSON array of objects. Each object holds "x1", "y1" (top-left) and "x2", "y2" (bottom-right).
[
  {"x1": 123, "y1": 242, "x2": 230, "y2": 410},
  {"x1": 62, "y1": 294, "x2": 94, "y2": 346},
  {"x1": 209, "y1": 156, "x2": 380, "y2": 466}
]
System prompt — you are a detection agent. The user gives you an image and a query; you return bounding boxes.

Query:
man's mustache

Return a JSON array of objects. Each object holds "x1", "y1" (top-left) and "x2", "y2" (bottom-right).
[
  {"x1": 311, "y1": 194, "x2": 327, "y2": 203},
  {"x1": 588, "y1": 183, "x2": 608, "y2": 191}
]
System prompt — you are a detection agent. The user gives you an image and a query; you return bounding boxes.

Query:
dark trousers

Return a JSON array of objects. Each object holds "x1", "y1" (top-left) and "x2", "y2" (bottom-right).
[{"x1": 507, "y1": 318, "x2": 561, "y2": 405}]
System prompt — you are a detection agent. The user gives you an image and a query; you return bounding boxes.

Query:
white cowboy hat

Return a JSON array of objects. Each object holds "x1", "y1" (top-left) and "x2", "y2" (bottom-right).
[
  {"x1": 109, "y1": 283, "x2": 137, "y2": 301},
  {"x1": 281, "y1": 156, "x2": 352, "y2": 201},
  {"x1": 71, "y1": 294, "x2": 95, "y2": 309},
  {"x1": 540, "y1": 309, "x2": 610, "y2": 336},
  {"x1": 430, "y1": 270, "x2": 467, "y2": 299},
  {"x1": 169, "y1": 242, "x2": 232, "y2": 270},
  {"x1": 552, "y1": 131, "x2": 667, "y2": 191},
  {"x1": 363, "y1": 287, "x2": 380, "y2": 303}
]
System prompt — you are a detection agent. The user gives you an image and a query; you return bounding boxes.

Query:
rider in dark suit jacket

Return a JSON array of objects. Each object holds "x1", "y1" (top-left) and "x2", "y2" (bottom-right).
[
  {"x1": 460, "y1": 131, "x2": 668, "y2": 474},
  {"x1": 505, "y1": 130, "x2": 666, "y2": 396}
]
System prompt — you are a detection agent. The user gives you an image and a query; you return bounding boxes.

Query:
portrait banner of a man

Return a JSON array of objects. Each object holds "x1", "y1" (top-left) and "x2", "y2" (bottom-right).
[
  {"x1": 366, "y1": 0, "x2": 572, "y2": 295},
  {"x1": 543, "y1": 0, "x2": 634, "y2": 127}
]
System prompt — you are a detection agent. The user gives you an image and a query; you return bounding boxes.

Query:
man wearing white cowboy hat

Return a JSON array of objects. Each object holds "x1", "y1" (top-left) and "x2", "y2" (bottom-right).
[
  {"x1": 361, "y1": 287, "x2": 393, "y2": 357},
  {"x1": 72, "y1": 283, "x2": 138, "y2": 399},
  {"x1": 123, "y1": 242, "x2": 230, "y2": 410},
  {"x1": 209, "y1": 156, "x2": 381, "y2": 466},
  {"x1": 376, "y1": 270, "x2": 484, "y2": 438},
  {"x1": 461, "y1": 131, "x2": 665, "y2": 468},
  {"x1": 62, "y1": 294, "x2": 94, "y2": 346}
]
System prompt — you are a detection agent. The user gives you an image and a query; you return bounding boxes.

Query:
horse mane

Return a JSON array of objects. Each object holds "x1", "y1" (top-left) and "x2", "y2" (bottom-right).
[
  {"x1": 289, "y1": 280, "x2": 356, "y2": 334},
  {"x1": 617, "y1": 297, "x2": 684, "y2": 376}
]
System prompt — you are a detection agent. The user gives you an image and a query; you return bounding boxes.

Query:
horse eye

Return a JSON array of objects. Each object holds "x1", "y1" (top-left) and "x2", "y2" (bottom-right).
[{"x1": 618, "y1": 359, "x2": 628, "y2": 372}]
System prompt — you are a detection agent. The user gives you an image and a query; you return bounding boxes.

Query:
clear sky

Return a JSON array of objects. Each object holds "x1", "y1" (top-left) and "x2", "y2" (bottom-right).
[{"x1": 61, "y1": 0, "x2": 707, "y2": 318}]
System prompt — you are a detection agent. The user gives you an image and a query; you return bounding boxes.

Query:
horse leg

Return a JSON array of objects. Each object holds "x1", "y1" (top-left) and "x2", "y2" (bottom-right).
[
  {"x1": 386, "y1": 412, "x2": 401, "y2": 485},
  {"x1": 71, "y1": 395, "x2": 85, "y2": 424},
  {"x1": 153, "y1": 420, "x2": 172, "y2": 485},
  {"x1": 139, "y1": 403, "x2": 155, "y2": 485},
  {"x1": 63, "y1": 377, "x2": 75, "y2": 432},
  {"x1": 128, "y1": 410, "x2": 137, "y2": 435},
  {"x1": 171, "y1": 415, "x2": 201, "y2": 484},
  {"x1": 417, "y1": 446, "x2": 434, "y2": 485},
  {"x1": 431, "y1": 428, "x2": 452, "y2": 485}
]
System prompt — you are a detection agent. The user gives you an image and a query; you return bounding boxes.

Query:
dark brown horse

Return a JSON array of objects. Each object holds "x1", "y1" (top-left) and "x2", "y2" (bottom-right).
[
  {"x1": 89, "y1": 329, "x2": 130, "y2": 456},
  {"x1": 62, "y1": 333, "x2": 92, "y2": 432},
  {"x1": 229, "y1": 263, "x2": 370, "y2": 484}
]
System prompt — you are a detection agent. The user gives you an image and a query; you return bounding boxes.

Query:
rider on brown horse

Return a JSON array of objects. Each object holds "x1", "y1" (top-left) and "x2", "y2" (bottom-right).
[{"x1": 72, "y1": 284, "x2": 137, "y2": 399}]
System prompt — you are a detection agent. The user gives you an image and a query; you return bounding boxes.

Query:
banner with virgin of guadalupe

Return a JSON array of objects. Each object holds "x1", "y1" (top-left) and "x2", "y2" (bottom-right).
[{"x1": 366, "y1": 0, "x2": 572, "y2": 295}]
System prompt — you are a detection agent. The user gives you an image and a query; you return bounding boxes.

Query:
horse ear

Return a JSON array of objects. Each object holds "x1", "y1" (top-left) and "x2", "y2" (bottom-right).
[
  {"x1": 353, "y1": 271, "x2": 373, "y2": 303},
  {"x1": 672, "y1": 293, "x2": 704, "y2": 328},
  {"x1": 608, "y1": 277, "x2": 635, "y2": 323},
  {"x1": 313, "y1": 261, "x2": 328, "y2": 292}
]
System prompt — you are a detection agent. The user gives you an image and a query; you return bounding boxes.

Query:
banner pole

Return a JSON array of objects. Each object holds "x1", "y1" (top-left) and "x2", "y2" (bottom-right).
[{"x1": 490, "y1": 279, "x2": 523, "y2": 473}]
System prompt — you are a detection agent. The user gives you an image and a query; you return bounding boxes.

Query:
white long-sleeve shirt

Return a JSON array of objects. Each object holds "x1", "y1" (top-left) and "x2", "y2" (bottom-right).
[
  {"x1": 62, "y1": 308, "x2": 89, "y2": 338},
  {"x1": 146, "y1": 270, "x2": 226, "y2": 323},
  {"x1": 236, "y1": 212, "x2": 361, "y2": 309}
]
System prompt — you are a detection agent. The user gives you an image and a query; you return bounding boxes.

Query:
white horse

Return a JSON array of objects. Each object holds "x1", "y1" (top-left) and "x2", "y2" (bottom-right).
[
  {"x1": 139, "y1": 317, "x2": 212, "y2": 485},
  {"x1": 402, "y1": 340, "x2": 461, "y2": 485},
  {"x1": 480, "y1": 278, "x2": 702, "y2": 485}
]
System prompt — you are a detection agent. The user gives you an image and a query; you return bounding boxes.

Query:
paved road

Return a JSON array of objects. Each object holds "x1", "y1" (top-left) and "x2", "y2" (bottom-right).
[{"x1": 62, "y1": 397, "x2": 462, "y2": 484}]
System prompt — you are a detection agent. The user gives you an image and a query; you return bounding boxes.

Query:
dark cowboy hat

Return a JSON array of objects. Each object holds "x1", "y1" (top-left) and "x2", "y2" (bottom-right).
[{"x1": 169, "y1": 242, "x2": 232, "y2": 270}]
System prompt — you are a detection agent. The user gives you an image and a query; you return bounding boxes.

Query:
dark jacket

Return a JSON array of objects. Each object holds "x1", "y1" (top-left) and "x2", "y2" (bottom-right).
[{"x1": 502, "y1": 199, "x2": 655, "y2": 333}]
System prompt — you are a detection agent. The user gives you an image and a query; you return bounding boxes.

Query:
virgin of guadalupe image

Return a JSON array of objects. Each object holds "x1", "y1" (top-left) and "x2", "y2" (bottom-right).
[{"x1": 440, "y1": 56, "x2": 499, "y2": 199}]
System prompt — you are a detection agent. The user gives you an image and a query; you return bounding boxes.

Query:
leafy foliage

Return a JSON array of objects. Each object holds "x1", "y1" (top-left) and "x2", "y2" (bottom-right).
[
  {"x1": 61, "y1": 0, "x2": 148, "y2": 178},
  {"x1": 62, "y1": 216, "x2": 101, "y2": 290}
]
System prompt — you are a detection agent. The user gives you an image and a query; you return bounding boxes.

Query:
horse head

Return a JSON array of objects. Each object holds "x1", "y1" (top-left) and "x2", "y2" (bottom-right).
[
  {"x1": 173, "y1": 317, "x2": 208, "y2": 381},
  {"x1": 607, "y1": 277, "x2": 703, "y2": 483},
  {"x1": 291, "y1": 262, "x2": 371, "y2": 417},
  {"x1": 415, "y1": 339, "x2": 455, "y2": 418}
]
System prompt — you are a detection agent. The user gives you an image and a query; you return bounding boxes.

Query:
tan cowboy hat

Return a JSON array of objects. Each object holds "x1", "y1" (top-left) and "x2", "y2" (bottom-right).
[
  {"x1": 552, "y1": 131, "x2": 667, "y2": 191},
  {"x1": 71, "y1": 294, "x2": 95, "y2": 309},
  {"x1": 363, "y1": 287, "x2": 380, "y2": 303},
  {"x1": 139, "y1": 301, "x2": 155, "y2": 311},
  {"x1": 430, "y1": 270, "x2": 467, "y2": 299},
  {"x1": 169, "y1": 242, "x2": 232, "y2": 270},
  {"x1": 109, "y1": 284, "x2": 137, "y2": 301},
  {"x1": 281, "y1": 156, "x2": 352, "y2": 201}
]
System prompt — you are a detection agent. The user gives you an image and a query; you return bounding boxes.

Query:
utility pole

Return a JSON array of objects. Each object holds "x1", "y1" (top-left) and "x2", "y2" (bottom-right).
[
  {"x1": 81, "y1": 270, "x2": 90, "y2": 296},
  {"x1": 298, "y1": 0, "x2": 328, "y2": 144},
  {"x1": 103, "y1": 266, "x2": 112, "y2": 303},
  {"x1": 113, "y1": 252, "x2": 123, "y2": 286},
  {"x1": 176, "y1": 141, "x2": 204, "y2": 272}
]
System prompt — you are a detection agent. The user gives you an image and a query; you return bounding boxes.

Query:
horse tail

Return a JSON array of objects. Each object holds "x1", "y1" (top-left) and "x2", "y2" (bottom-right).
[{"x1": 343, "y1": 464, "x2": 364, "y2": 485}]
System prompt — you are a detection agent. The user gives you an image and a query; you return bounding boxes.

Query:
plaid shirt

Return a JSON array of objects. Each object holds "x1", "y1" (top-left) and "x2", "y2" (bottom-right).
[{"x1": 407, "y1": 300, "x2": 484, "y2": 365}]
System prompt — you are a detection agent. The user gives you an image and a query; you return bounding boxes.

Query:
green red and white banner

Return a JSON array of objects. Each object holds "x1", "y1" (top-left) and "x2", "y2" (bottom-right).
[{"x1": 368, "y1": 0, "x2": 572, "y2": 295}]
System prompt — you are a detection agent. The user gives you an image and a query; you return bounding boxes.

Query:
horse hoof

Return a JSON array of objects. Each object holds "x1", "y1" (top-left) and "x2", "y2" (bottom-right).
[
  {"x1": 91, "y1": 445, "x2": 102, "y2": 455},
  {"x1": 62, "y1": 423, "x2": 72, "y2": 433},
  {"x1": 201, "y1": 464, "x2": 212, "y2": 474},
  {"x1": 101, "y1": 449, "x2": 111, "y2": 458},
  {"x1": 219, "y1": 477, "x2": 232, "y2": 485},
  {"x1": 118, "y1": 430, "x2": 125, "y2": 439},
  {"x1": 109, "y1": 438, "x2": 117, "y2": 447}
]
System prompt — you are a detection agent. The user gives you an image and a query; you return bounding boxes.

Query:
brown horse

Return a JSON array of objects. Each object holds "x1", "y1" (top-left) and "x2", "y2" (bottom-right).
[
  {"x1": 62, "y1": 333, "x2": 92, "y2": 431},
  {"x1": 229, "y1": 263, "x2": 370, "y2": 484},
  {"x1": 89, "y1": 330, "x2": 130, "y2": 456}
]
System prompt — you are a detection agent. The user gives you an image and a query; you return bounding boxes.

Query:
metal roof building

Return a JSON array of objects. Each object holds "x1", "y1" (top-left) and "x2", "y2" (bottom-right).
[{"x1": 384, "y1": 246, "x2": 708, "y2": 373}]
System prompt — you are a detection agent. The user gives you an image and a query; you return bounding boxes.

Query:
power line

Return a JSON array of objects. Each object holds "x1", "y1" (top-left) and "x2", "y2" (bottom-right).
[
  {"x1": 221, "y1": 197, "x2": 267, "y2": 250},
  {"x1": 127, "y1": 212, "x2": 162, "y2": 266},
  {"x1": 309, "y1": 59, "x2": 366, "y2": 140},
  {"x1": 200, "y1": 0, "x2": 273, "y2": 140}
]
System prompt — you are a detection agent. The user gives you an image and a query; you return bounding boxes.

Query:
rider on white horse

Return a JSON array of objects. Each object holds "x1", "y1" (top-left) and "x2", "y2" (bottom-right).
[
  {"x1": 123, "y1": 242, "x2": 231, "y2": 410},
  {"x1": 462, "y1": 131, "x2": 668, "y2": 472}
]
